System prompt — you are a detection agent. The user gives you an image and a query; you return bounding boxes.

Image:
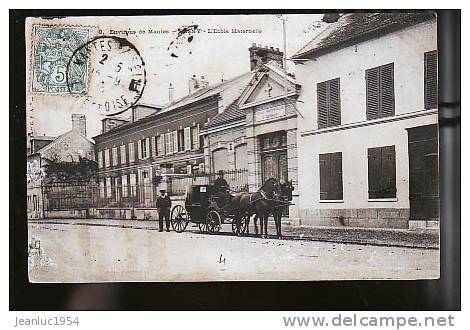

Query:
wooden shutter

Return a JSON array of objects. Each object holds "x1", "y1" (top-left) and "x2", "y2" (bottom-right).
[
  {"x1": 380, "y1": 63, "x2": 395, "y2": 117},
  {"x1": 151, "y1": 136, "x2": 156, "y2": 157},
  {"x1": 319, "y1": 154, "x2": 329, "y2": 200},
  {"x1": 173, "y1": 131, "x2": 178, "y2": 153},
  {"x1": 195, "y1": 124, "x2": 200, "y2": 149},
  {"x1": 367, "y1": 147, "x2": 381, "y2": 199},
  {"x1": 424, "y1": 50, "x2": 438, "y2": 109},
  {"x1": 332, "y1": 152, "x2": 343, "y2": 200},
  {"x1": 317, "y1": 81, "x2": 328, "y2": 128},
  {"x1": 381, "y1": 146, "x2": 396, "y2": 198},
  {"x1": 319, "y1": 152, "x2": 343, "y2": 200},
  {"x1": 145, "y1": 138, "x2": 150, "y2": 158},
  {"x1": 157, "y1": 135, "x2": 164, "y2": 155},
  {"x1": 368, "y1": 146, "x2": 396, "y2": 199},
  {"x1": 184, "y1": 127, "x2": 191, "y2": 151},
  {"x1": 366, "y1": 67, "x2": 380, "y2": 120},
  {"x1": 329, "y1": 78, "x2": 341, "y2": 126}
]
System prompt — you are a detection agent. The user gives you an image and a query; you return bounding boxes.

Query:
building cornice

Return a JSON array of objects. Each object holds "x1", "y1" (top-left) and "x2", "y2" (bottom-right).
[{"x1": 300, "y1": 109, "x2": 438, "y2": 137}]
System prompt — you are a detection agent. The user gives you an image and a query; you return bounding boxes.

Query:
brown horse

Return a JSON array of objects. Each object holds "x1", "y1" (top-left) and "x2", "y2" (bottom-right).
[
  {"x1": 227, "y1": 178, "x2": 282, "y2": 238},
  {"x1": 251, "y1": 180, "x2": 294, "y2": 238}
]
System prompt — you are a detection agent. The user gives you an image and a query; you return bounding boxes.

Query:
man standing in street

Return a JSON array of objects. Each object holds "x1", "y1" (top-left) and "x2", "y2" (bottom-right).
[{"x1": 156, "y1": 189, "x2": 172, "y2": 232}]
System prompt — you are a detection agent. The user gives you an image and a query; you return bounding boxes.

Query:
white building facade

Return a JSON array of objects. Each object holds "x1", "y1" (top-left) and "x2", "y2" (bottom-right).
[{"x1": 293, "y1": 13, "x2": 438, "y2": 229}]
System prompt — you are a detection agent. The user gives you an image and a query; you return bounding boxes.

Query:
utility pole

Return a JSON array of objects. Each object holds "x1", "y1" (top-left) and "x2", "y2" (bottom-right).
[
  {"x1": 282, "y1": 16, "x2": 288, "y2": 108},
  {"x1": 278, "y1": 15, "x2": 305, "y2": 119}
]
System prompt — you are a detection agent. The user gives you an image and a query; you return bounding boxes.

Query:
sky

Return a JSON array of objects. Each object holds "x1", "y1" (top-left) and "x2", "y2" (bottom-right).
[{"x1": 28, "y1": 14, "x2": 326, "y2": 138}]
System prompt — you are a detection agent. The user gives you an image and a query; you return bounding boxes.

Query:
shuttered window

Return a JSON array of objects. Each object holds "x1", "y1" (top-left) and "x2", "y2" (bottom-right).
[
  {"x1": 151, "y1": 136, "x2": 157, "y2": 157},
  {"x1": 157, "y1": 135, "x2": 164, "y2": 155},
  {"x1": 317, "y1": 78, "x2": 341, "y2": 128},
  {"x1": 97, "y1": 151, "x2": 103, "y2": 169},
  {"x1": 319, "y1": 152, "x2": 343, "y2": 200},
  {"x1": 366, "y1": 63, "x2": 395, "y2": 120},
  {"x1": 104, "y1": 149, "x2": 110, "y2": 168},
  {"x1": 120, "y1": 145, "x2": 127, "y2": 165},
  {"x1": 128, "y1": 142, "x2": 135, "y2": 163},
  {"x1": 184, "y1": 127, "x2": 191, "y2": 151},
  {"x1": 424, "y1": 50, "x2": 438, "y2": 110},
  {"x1": 368, "y1": 146, "x2": 397, "y2": 199}
]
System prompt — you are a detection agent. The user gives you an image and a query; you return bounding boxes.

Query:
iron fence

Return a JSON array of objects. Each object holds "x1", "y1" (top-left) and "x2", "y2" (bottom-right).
[{"x1": 27, "y1": 169, "x2": 249, "y2": 217}]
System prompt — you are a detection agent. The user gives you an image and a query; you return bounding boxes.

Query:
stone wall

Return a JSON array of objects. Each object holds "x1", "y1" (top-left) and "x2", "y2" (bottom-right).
[{"x1": 299, "y1": 208, "x2": 410, "y2": 229}]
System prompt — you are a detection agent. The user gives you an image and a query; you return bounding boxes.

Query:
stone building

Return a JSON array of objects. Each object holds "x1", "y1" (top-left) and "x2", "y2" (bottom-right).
[
  {"x1": 26, "y1": 114, "x2": 95, "y2": 219},
  {"x1": 201, "y1": 60, "x2": 300, "y2": 218},
  {"x1": 92, "y1": 71, "x2": 255, "y2": 217},
  {"x1": 292, "y1": 13, "x2": 438, "y2": 228}
]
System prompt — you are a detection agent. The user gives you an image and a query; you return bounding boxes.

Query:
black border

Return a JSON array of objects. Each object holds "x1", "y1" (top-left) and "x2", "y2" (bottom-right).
[{"x1": 10, "y1": 9, "x2": 461, "y2": 311}]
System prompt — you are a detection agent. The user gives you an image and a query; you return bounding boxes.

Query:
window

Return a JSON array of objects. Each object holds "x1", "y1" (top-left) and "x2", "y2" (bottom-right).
[
  {"x1": 317, "y1": 78, "x2": 341, "y2": 128},
  {"x1": 191, "y1": 125, "x2": 200, "y2": 150},
  {"x1": 138, "y1": 138, "x2": 149, "y2": 159},
  {"x1": 165, "y1": 132, "x2": 173, "y2": 154},
  {"x1": 106, "y1": 177, "x2": 112, "y2": 198},
  {"x1": 129, "y1": 173, "x2": 137, "y2": 196},
  {"x1": 319, "y1": 152, "x2": 343, "y2": 200},
  {"x1": 151, "y1": 136, "x2": 157, "y2": 157},
  {"x1": 177, "y1": 129, "x2": 185, "y2": 152},
  {"x1": 368, "y1": 146, "x2": 397, "y2": 199},
  {"x1": 184, "y1": 127, "x2": 191, "y2": 151},
  {"x1": 424, "y1": 50, "x2": 438, "y2": 109},
  {"x1": 120, "y1": 145, "x2": 127, "y2": 165},
  {"x1": 173, "y1": 131, "x2": 178, "y2": 153},
  {"x1": 99, "y1": 179, "x2": 105, "y2": 198},
  {"x1": 104, "y1": 149, "x2": 110, "y2": 168},
  {"x1": 366, "y1": 63, "x2": 395, "y2": 120},
  {"x1": 97, "y1": 151, "x2": 103, "y2": 169},
  {"x1": 112, "y1": 147, "x2": 118, "y2": 167},
  {"x1": 121, "y1": 174, "x2": 128, "y2": 198},
  {"x1": 157, "y1": 135, "x2": 164, "y2": 155},
  {"x1": 128, "y1": 142, "x2": 135, "y2": 163}
]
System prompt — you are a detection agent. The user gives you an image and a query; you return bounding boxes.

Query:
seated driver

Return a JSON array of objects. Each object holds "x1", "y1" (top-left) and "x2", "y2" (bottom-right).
[{"x1": 214, "y1": 170, "x2": 230, "y2": 208}]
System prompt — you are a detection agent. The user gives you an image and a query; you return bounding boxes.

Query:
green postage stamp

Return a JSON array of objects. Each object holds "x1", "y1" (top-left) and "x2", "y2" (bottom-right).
[{"x1": 31, "y1": 25, "x2": 92, "y2": 94}]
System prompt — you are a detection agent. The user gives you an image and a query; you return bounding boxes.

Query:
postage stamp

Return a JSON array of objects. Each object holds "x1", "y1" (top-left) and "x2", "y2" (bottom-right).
[{"x1": 31, "y1": 25, "x2": 93, "y2": 94}]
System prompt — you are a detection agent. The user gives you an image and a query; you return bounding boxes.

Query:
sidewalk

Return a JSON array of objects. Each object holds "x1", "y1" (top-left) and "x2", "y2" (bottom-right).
[{"x1": 29, "y1": 218, "x2": 439, "y2": 249}]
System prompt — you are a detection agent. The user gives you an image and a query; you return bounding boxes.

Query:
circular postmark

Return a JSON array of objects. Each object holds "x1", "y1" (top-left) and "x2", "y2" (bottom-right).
[{"x1": 66, "y1": 36, "x2": 146, "y2": 116}]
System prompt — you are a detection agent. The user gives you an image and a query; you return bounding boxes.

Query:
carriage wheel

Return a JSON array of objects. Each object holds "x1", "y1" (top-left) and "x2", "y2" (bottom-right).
[
  {"x1": 198, "y1": 221, "x2": 209, "y2": 233},
  {"x1": 206, "y1": 210, "x2": 221, "y2": 233},
  {"x1": 232, "y1": 214, "x2": 248, "y2": 236},
  {"x1": 170, "y1": 205, "x2": 189, "y2": 233}
]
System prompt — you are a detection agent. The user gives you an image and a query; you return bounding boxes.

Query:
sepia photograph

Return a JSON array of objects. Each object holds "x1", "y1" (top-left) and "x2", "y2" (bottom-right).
[{"x1": 25, "y1": 12, "x2": 440, "y2": 282}]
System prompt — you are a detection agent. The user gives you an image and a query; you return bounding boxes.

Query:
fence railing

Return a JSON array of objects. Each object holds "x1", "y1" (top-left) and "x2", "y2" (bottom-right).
[{"x1": 28, "y1": 169, "x2": 249, "y2": 214}]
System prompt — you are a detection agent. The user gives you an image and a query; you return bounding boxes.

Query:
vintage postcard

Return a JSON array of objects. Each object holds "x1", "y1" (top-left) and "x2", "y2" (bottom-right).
[{"x1": 26, "y1": 12, "x2": 439, "y2": 282}]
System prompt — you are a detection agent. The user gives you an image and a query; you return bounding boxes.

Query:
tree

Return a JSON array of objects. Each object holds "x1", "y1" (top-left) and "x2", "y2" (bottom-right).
[{"x1": 43, "y1": 156, "x2": 98, "y2": 182}]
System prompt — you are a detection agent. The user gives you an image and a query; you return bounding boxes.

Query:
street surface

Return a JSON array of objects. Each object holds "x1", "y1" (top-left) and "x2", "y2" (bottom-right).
[{"x1": 28, "y1": 221, "x2": 439, "y2": 282}]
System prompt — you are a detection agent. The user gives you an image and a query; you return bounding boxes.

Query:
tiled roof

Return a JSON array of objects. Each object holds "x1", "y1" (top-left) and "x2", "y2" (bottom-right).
[
  {"x1": 205, "y1": 101, "x2": 245, "y2": 129},
  {"x1": 292, "y1": 12, "x2": 436, "y2": 59},
  {"x1": 163, "y1": 71, "x2": 255, "y2": 113}
]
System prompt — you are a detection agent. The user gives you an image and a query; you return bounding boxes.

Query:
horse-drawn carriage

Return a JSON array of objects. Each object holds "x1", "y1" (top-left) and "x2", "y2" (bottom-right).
[
  {"x1": 169, "y1": 184, "x2": 250, "y2": 234},
  {"x1": 169, "y1": 179, "x2": 294, "y2": 237}
]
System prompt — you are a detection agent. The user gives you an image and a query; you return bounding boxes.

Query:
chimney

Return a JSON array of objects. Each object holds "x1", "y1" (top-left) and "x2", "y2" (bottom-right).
[
  {"x1": 188, "y1": 75, "x2": 208, "y2": 94},
  {"x1": 188, "y1": 74, "x2": 199, "y2": 94},
  {"x1": 249, "y1": 43, "x2": 284, "y2": 70},
  {"x1": 168, "y1": 83, "x2": 174, "y2": 102},
  {"x1": 71, "y1": 113, "x2": 87, "y2": 136}
]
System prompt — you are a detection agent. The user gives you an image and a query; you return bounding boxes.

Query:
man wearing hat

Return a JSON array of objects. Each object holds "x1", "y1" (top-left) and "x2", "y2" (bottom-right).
[
  {"x1": 214, "y1": 170, "x2": 229, "y2": 189},
  {"x1": 155, "y1": 189, "x2": 172, "y2": 232},
  {"x1": 214, "y1": 170, "x2": 230, "y2": 208}
]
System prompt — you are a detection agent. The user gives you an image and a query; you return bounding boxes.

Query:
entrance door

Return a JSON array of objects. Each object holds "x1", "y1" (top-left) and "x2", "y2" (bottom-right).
[
  {"x1": 407, "y1": 124, "x2": 439, "y2": 220},
  {"x1": 261, "y1": 151, "x2": 288, "y2": 184}
]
